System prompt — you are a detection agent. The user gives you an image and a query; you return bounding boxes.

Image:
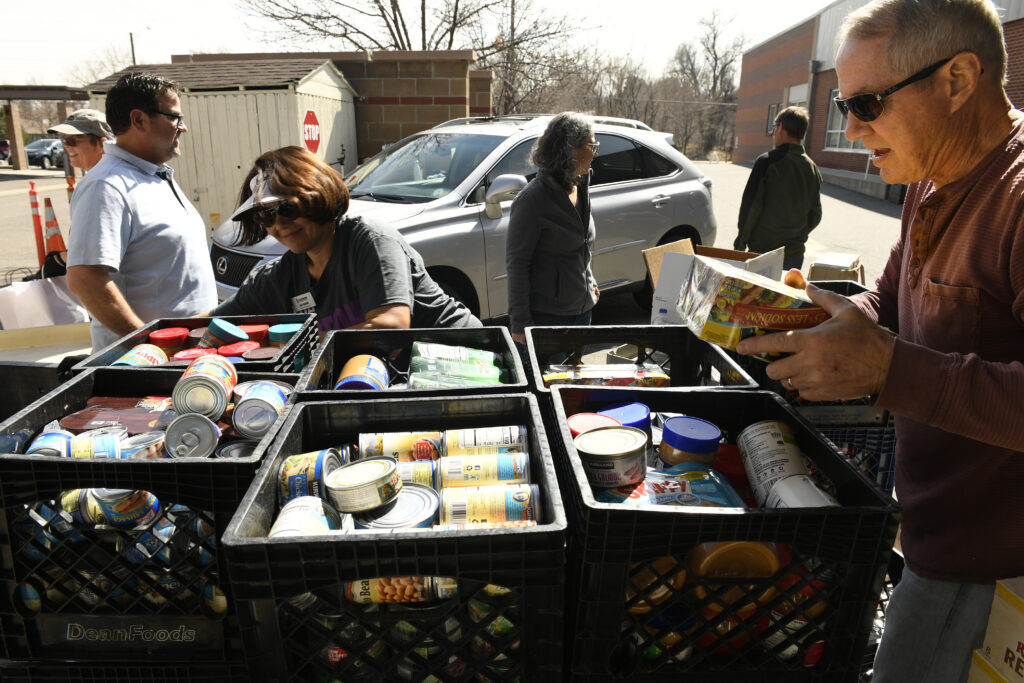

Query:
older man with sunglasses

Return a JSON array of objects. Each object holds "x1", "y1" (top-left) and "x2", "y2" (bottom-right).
[
  {"x1": 66, "y1": 72, "x2": 216, "y2": 350},
  {"x1": 737, "y1": 1, "x2": 1024, "y2": 681},
  {"x1": 47, "y1": 109, "x2": 114, "y2": 173}
]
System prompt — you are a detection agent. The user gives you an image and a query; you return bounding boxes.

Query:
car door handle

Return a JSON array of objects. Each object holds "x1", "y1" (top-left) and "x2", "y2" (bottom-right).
[{"x1": 650, "y1": 194, "x2": 671, "y2": 207}]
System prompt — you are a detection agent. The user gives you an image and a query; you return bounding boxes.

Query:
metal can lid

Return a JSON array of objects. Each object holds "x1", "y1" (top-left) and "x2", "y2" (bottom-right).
[
  {"x1": 662, "y1": 416, "x2": 722, "y2": 454},
  {"x1": 207, "y1": 318, "x2": 249, "y2": 343},
  {"x1": 122, "y1": 432, "x2": 165, "y2": 448},
  {"x1": 567, "y1": 412, "x2": 621, "y2": 437},
  {"x1": 149, "y1": 327, "x2": 190, "y2": 347},
  {"x1": 268, "y1": 323, "x2": 302, "y2": 343},
  {"x1": 213, "y1": 440, "x2": 259, "y2": 459},
  {"x1": 242, "y1": 347, "x2": 280, "y2": 361},
  {"x1": 219, "y1": 341, "x2": 261, "y2": 356},
  {"x1": 597, "y1": 402, "x2": 651, "y2": 431},
  {"x1": 573, "y1": 426, "x2": 647, "y2": 459},
  {"x1": 326, "y1": 457, "x2": 399, "y2": 491},
  {"x1": 80, "y1": 426, "x2": 129, "y2": 440},
  {"x1": 175, "y1": 379, "x2": 224, "y2": 415},
  {"x1": 234, "y1": 380, "x2": 294, "y2": 400},
  {"x1": 353, "y1": 483, "x2": 439, "y2": 529},
  {"x1": 165, "y1": 414, "x2": 221, "y2": 458}
]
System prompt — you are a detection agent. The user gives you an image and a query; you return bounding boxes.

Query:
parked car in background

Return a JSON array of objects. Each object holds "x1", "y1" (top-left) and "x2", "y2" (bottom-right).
[
  {"x1": 0, "y1": 139, "x2": 10, "y2": 163},
  {"x1": 210, "y1": 114, "x2": 717, "y2": 320},
  {"x1": 25, "y1": 138, "x2": 63, "y2": 169}
]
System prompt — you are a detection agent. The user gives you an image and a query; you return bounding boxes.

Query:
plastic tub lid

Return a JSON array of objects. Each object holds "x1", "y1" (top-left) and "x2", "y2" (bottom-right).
[
  {"x1": 567, "y1": 412, "x2": 621, "y2": 437},
  {"x1": 269, "y1": 323, "x2": 302, "y2": 343},
  {"x1": 173, "y1": 347, "x2": 218, "y2": 361},
  {"x1": 207, "y1": 318, "x2": 248, "y2": 342},
  {"x1": 149, "y1": 327, "x2": 189, "y2": 347},
  {"x1": 218, "y1": 340, "x2": 261, "y2": 356},
  {"x1": 662, "y1": 416, "x2": 722, "y2": 455},
  {"x1": 597, "y1": 402, "x2": 651, "y2": 430},
  {"x1": 239, "y1": 324, "x2": 269, "y2": 341},
  {"x1": 242, "y1": 347, "x2": 280, "y2": 361}
]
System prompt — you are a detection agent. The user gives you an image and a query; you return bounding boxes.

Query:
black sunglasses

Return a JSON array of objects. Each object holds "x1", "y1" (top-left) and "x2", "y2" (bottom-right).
[
  {"x1": 834, "y1": 57, "x2": 952, "y2": 122},
  {"x1": 252, "y1": 201, "x2": 301, "y2": 229}
]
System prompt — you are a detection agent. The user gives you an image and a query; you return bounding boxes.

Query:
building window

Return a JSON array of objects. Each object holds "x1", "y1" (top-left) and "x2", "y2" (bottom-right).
[
  {"x1": 766, "y1": 104, "x2": 778, "y2": 135},
  {"x1": 824, "y1": 89, "x2": 867, "y2": 152}
]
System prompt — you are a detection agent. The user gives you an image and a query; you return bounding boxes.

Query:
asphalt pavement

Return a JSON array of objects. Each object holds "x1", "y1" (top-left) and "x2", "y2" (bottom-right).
[{"x1": 0, "y1": 166, "x2": 72, "y2": 283}]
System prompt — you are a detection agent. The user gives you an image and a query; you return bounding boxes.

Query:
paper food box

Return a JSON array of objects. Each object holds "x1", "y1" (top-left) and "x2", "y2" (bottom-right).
[
  {"x1": 982, "y1": 576, "x2": 1024, "y2": 681},
  {"x1": 677, "y1": 255, "x2": 829, "y2": 353},
  {"x1": 969, "y1": 650, "x2": 1011, "y2": 683},
  {"x1": 808, "y1": 251, "x2": 866, "y2": 284}
]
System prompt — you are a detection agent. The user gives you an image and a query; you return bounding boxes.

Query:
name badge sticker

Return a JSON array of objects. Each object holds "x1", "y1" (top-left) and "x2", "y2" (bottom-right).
[{"x1": 291, "y1": 292, "x2": 316, "y2": 314}]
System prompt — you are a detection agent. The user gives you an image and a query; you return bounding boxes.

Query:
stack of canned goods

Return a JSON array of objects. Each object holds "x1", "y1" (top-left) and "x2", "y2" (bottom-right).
[
  {"x1": 21, "y1": 355, "x2": 293, "y2": 460},
  {"x1": 11, "y1": 490, "x2": 225, "y2": 618},
  {"x1": 109, "y1": 317, "x2": 303, "y2": 367}
]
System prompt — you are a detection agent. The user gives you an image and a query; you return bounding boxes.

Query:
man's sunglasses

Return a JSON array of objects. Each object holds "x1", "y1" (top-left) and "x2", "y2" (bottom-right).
[
  {"x1": 60, "y1": 135, "x2": 92, "y2": 147},
  {"x1": 252, "y1": 201, "x2": 301, "y2": 229},
  {"x1": 834, "y1": 57, "x2": 952, "y2": 122}
]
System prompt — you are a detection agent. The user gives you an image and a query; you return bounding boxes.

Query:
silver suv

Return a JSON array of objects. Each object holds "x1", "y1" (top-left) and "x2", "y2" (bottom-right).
[{"x1": 209, "y1": 115, "x2": 717, "y2": 320}]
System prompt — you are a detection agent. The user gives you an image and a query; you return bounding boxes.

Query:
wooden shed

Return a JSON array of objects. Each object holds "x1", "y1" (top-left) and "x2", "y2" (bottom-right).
[{"x1": 86, "y1": 60, "x2": 358, "y2": 235}]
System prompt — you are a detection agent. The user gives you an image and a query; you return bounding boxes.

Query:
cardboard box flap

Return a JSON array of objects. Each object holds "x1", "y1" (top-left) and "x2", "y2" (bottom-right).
[{"x1": 813, "y1": 252, "x2": 862, "y2": 269}]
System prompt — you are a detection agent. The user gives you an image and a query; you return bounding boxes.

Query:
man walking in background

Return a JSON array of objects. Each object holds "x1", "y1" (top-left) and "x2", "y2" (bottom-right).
[
  {"x1": 66, "y1": 72, "x2": 216, "y2": 350},
  {"x1": 734, "y1": 106, "x2": 822, "y2": 270}
]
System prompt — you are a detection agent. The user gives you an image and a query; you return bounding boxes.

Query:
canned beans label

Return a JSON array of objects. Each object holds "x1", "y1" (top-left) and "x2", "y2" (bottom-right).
[
  {"x1": 345, "y1": 577, "x2": 432, "y2": 603},
  {"x1": 441, "y1": 484, "x2": 539, "y2": 525}
]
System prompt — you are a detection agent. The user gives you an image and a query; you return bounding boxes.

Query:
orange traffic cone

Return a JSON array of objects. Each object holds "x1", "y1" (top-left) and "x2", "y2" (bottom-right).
[
  {"x1": 66, "y1": 175, "x2": 76, "y2": 204},
  {"x1": 43, "y1": 198, "x2": 68, "y2": 254},
  {"x1": 28, "y1": 181, "x2": 45, "y2": 267}
]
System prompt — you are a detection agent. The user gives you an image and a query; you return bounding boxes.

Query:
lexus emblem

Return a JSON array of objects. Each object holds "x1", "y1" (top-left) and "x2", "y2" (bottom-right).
[{"x1": 215, "y1": 256, "x2": 229, "y2": 275}]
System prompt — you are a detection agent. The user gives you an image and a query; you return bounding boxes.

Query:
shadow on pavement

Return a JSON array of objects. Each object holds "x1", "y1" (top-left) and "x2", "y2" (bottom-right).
[{"x1": 821, "y1": 182, "x2": 904, "y2": 220}]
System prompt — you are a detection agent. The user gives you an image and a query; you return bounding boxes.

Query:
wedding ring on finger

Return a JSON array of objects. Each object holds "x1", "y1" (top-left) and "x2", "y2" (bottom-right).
[{"x1": 784, "y1": 378, "x2": 795, "y2": 390}]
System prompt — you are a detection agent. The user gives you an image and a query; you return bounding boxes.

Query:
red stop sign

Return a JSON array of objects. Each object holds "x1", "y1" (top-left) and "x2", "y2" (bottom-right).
[{"x1": 303, "y1": 110, "x2": 320, "y2": 153}]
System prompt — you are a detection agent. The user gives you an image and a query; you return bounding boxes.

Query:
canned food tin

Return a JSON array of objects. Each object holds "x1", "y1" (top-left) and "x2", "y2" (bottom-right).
[
  {"x1": 238, "y1": 324, "x2": 269, "y2": 343},
  {"x1": 432, "y1": 520, "x2": 537, "y2": 531},
  {"x1": 59, "y1": 488, "x2": 92, "y2": 524},
  {"x1": 26, "y1": 428, "x2": 73, "y2": 457},
  {"x1": 90, "y1": 489, "x2": 160, "y2": 527},
  {"x1": 233, "y1": 379, "x2": 294, "y2": 401},
  {"x1": 173, "y1": 347, "x2": 217, "y2": 362},
  {"x1": 353, "y1": 483, "x2": 439, "y2": 529},
  {"x1": 325, "y1": 457, "x2": 402, "y2": 513},
  {"x1": 737, "y1": 421, "x2": 808, "y2": 506},
  {"x1": 218, "y1": 340, "x2": 261, "y2": 357},
  {"x1": 232, "y1": 380, "x2": 288, "y2": 438},
  {"x1": 359, "y1": 431, "x2": 442, "y2": 462},
  {"x1": 121, "y1": 517, "x2": 177, "y2": 565},
  {"x1": 764, "y1": 474, "x2": 839, "y2": 508},
  {"x1": 443, "y1": 425, "x2": 527, "y2": 456},
  {"x1": 593, "y1": 463, "x2": 746, "y2": 507},
  {"x1": 439, "y1": 483, "x2": 540, "y2": 525},
  {"x1": 140, "y1": 568, "x2": 191, "y2": 606},
  {"x1": 172, "y1": 354, "x2": 238, "y2": 419},
  {"x1": 268, "y1": 496, "x2": 344, "y2": 538},
  {"x1": 187, "y1": 327, "x2": 207, "y2": 347},
  {"x1": 214, "y1": 439, "x2": 259, "y2": 459},
  {"x1": 391, "y1": 605, "x2": 461, "y2": 658},
  {"x1": 335, "y1": 354, "x2": 390, "y2": 390},
  {"x1": 566, "y1": 412, "x2": 620, "y2": 437},
  {"x1": 198, "y1": 318, "x2": 248, "y2": 349},
  {"x1": 397, "y1": 460, "x2": 438, "y2": 489},
  {"x1": 279, "y1": 449, "x2": 344, "y2": 503},
  {"x1": 111, "y1": 343, "x2": 168, "y2": 367},
  {"x1": 149, "y1": 327, "x2": 190, "y2": 355},
  {"x1": 120, "y1": 431, "x2": 168, "y2": 459},
  {"x1": 268, "y1": 323, "x2": 301, "y2": 347},
  {"x1": 70, "y1": 427, "x2": 127, "y2": 459},
  {"x1": 439, "y1": 453, "x2": 530, "y2": 488},
  {"x1": 573, "y1": 426, "x2": 647, "y2": 488},
  {"x1": 242, "y1": 347, "x2": 279, "y2": 361},
  {"x1": 343, "y1": 575, "x2": 458, "y2": 604},
  {"x1": 164, "y1": 413, "x2": 222, "y2": 458}
]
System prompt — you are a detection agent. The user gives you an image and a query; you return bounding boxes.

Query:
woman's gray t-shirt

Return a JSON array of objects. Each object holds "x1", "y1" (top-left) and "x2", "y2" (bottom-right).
[{"x1": 213, "y1": 215, "x2": 480, "y2": 331}]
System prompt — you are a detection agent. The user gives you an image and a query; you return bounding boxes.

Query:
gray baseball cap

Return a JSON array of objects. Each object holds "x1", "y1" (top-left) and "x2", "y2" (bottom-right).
[{"x1": 47, "y1": 109, "x2": 115, "y2": 140}]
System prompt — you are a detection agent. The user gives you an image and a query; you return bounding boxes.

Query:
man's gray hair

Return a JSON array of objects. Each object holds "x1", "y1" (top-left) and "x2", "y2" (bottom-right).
[
  {"x1": 531, "y1": 112, "x2": 595, "y2": 191},
  {"x1": 839, "y1": 0, "x2": 1007, "y2": 87}
]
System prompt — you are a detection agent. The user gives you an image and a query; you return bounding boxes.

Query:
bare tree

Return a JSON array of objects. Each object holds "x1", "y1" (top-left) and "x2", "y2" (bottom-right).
[{"x1": 66, "y1": 46, "x2": 134, "y2": 87}]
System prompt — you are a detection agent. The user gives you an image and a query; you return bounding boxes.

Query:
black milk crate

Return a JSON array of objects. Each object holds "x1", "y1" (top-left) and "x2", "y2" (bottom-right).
[
  {"x1": 819, "y1": 427, "x2": 897, "y2": 497},
  {"x1": 0, "y1": 659, "x2": 251, "y2": 682},
  {"x1": 548, "y1": 386, "x2": 900, "y2": 682},
  {"x1": 0, "y1": 362, "x2": 62, "y2": 423},
  {"x1": 296, "y1": 326, "x2": 526, "y2": 400},
  {"x1": 0, "y1": 367, "x2": 299, "y2": 664},
  {"x1": 222, "y1": 394, "x2": 567, "y2": 682},
  {"x1": 525, "y1": 325, "x2": 758, "y2": 395},
  {"x1": 72, "y1": 314, "x2": 317, "y2": 375}
]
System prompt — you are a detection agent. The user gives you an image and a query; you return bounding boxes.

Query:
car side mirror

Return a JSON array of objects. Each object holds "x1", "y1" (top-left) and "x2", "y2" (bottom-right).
[{"x1": 484, "y1": 174, "x2": 528, "y2": 219}]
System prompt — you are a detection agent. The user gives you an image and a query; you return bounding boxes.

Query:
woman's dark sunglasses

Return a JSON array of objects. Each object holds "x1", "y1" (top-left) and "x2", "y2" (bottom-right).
[
  {"x1": 252, "y1": 201, "x2": 301, "y2": 229},
  {"x1": 834, "y1": 57, "x2": 952, "y2": 122}
]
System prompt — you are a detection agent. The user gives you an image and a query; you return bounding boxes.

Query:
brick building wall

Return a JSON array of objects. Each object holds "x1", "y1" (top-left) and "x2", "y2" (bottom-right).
[
  {"x1": 1005, "y1": 18, "x2": 1024, "y2": 108},
  {"x1": 469, "y1": 70, "x2": 493, "y2": 116},
  {"x1": 735, "y1": 19, "x2": 817, "y2": 162},
  {"x1": 807, "y1": 68, "x2": 878, "y2": 175}
]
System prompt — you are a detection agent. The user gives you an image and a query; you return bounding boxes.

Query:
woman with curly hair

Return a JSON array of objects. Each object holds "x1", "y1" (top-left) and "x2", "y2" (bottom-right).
[
  {"x1": 505, "y1": 112, "x2": 600, "y2": 344},
  {"x1": 210, "y1": 146, "x2": 480, "y2": 331}
]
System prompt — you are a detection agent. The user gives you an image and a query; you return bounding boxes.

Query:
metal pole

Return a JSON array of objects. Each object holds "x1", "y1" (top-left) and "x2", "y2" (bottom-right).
[{"x1": 130, "y1": 32, "x2": 136, "y2": 65}]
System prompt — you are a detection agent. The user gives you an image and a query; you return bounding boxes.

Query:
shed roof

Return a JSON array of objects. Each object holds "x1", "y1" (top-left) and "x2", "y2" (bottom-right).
[{"x1": 85, "y1": 59, "x2": 336, "y2": 92}]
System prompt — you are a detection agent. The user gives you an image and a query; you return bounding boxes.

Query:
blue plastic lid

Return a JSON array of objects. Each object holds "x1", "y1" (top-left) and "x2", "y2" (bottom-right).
[
  {"x1": 223, "y1": 356, "x2": 244, "y2": 363},
  {"x1": 662, "y1": 416, "x2": 721, "y2": 454},
  {"x1": 597, "y1": 402, "x2": 651, "y2": 431},
  {"x1": 269, "y1": 323, "x2": 302, "y2": 343},
  {"x1": 207, "y1": 318, "x2": 248, "y2": 342}
]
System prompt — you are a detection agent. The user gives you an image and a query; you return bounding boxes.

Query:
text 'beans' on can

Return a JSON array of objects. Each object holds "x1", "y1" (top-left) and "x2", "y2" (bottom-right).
[
  {"x1": 353, "y1": 483, "x2": 439, "y2": 529},
  {"x1": 443, "y1": 425, "x2": 527, "y2": 456},
  {"x1": 214, "y1": 439, "x2": 259, "y2": 459},
  {"x1": 737, "y1": 420, "x2": 809, "y2": 506},
  {"x1": 573, "y1": 426, "x2": 648, "y2": 488},
  {"x1": 232, "y1": 380, "x2": 289, "y2": 438},
  {"x1": 343, "y1": 575, "x2": 458, "y2": 604},
  {"x1": 111, "y1": 343, "x2": 168, "y2": 367},
  {"x1": 278, "y1": 449, "x2": 344, "y2": 505},
  {"x1": 164, "y1": 413, "x2": 222, "y2": 458},
  {"x1": 397, "y1": 460, "x2": 438, "y2": 489},
  {"x1": 439, "y1": 483, "x2": 541, "y2": 526},
  {"x1": 172, "y1": 354, "x2": 238, "y2": 419},
  {"x1": 325, "y1": 457, "x2": 403, "y2": 513},
  {"x1": 439, "y1": 453, "x2": 531, "y2": 488},
  {"x1": 335, "y1": 354, "x2": 390, "y2": 390},
  {"x1": 26, "y1": 428, "x2": 74, "y2": 457},
  {"x1": 198, "y1": 318, "x2": 248, "y2": 349},
  {"x1": 70, "y1": 427, "x2": 127, "y2": 459},
  {"x1": 358, "y1": 431, "x2": 442, "y2": 462},
  {"x1": 268, "y1": 496, "x2": 344, "y2": 538},
  {"x1": 764, "y1": 474, "x2": 839, "y2": 508},
  {"x1": 120, "y1": 431, "x2": 168, "y2": 459},
  {"x1": 90, "y1": 489, "x2": 160, "y2": 527}
]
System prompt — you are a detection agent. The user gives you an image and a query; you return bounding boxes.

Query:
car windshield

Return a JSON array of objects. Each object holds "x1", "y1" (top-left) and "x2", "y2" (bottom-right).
[
  {"x1": 25, "y1": 140, "x2": 52, "y2": 150},
  {"x1": 348, "y1": 132, "x2": 504, "y2": 203}
]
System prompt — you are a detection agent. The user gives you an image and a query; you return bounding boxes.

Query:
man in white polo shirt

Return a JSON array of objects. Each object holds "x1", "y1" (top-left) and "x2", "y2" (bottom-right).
[{"x1": 66, "y1": 72, "x2": 216, "y2": 350}]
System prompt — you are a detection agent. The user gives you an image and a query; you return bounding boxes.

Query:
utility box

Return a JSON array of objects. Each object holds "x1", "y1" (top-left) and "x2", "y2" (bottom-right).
[{"x1": 86, "y1": 60, "x2": 358, "y2": 237}]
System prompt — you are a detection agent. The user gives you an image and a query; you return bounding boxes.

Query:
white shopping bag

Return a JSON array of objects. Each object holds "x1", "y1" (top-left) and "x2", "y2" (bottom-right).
[{"x1": 0, "y1": 276, "x2": 90, "y2": 330}]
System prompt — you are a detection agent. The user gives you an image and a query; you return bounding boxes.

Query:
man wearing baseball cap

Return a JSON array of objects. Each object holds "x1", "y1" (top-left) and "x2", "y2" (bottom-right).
[{"x1": 47, "y1": 108, "x2": 114, "y2": 172}]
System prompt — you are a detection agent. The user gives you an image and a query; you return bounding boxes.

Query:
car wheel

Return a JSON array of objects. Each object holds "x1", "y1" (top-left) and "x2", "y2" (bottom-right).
[
  {"x1": 41, "y1": 156, "x2": 52, "y2": 170},
  {"x1": 431, "y1": 271, "x2": 480, "y2": 319},
  {"x1": 634, "y1": 227, "x2": 700, "y2": 310}
]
